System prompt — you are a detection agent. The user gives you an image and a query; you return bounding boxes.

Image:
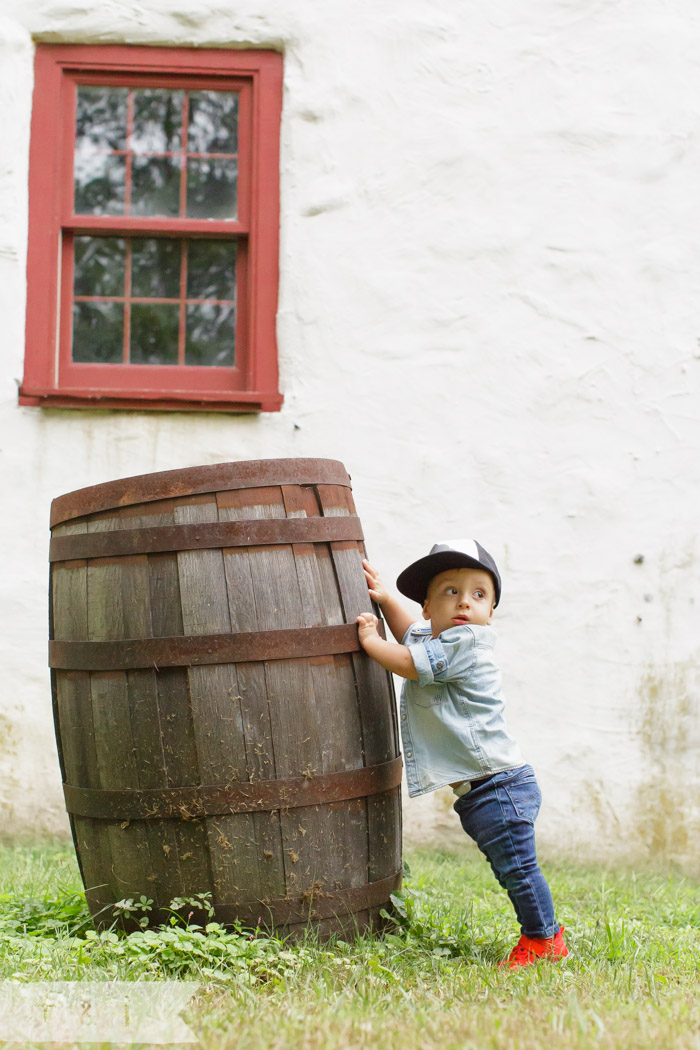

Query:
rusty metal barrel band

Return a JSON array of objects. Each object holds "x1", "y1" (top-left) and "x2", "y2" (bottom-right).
[
  {"x1": 213, "y1": 871, "x2": 403, "y2": 926},
  {"x1": 63, "y1": 757, "x2": 403, "y2": 820},
  {"x1": 49, "y1": 515, "x2": 364, "y2": 562},
  {"x1": 49, "y1": 623, "x2": 372, "y2": 671},
  {"x1": 50, "y1": 458, "x2": 351, "y2": 526}
]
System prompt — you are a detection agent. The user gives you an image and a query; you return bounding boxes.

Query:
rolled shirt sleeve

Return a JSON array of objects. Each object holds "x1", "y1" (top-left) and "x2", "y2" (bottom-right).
[
  {"x1": 406, "y1": 626, "x2": 477, "y2": 686},
  {"x1": 406, "y1": 639, "x2": 438, "y2": 686}
]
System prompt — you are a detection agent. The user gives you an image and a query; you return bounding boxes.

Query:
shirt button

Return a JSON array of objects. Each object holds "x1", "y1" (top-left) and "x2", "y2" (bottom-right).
[
  {"x1": 436, "y1": 661, "x2": 444, "y2": 669},
  {"x1": 406, "y1": 752, "x2": 412, "y2": 758}
]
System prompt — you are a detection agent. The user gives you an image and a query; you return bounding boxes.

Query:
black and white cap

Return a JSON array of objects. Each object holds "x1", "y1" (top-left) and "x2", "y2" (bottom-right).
[{"x1": 396, "y1": 539, "x2": 501, "y2": 607}]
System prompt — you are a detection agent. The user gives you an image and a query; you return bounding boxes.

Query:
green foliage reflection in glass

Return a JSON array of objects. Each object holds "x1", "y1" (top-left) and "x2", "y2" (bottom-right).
[
  {"x1": 74, "y1": 86, "x2": 128, "y2": 216},
  {"x1": 131, "y1": 239, "x2": 180, "y2": 299},
  {"x1": 130, "y1": 304, "x2": 180, "y2": 365},
  {"x1": 74, "y1": 86, "x2": 239, "y2": 219},
  {"x1": 72, "y1": 302, "x2": 124, "y2": 363},
  {"x1": 72, "y1": 235, "x2": 236, "y2": 366}
]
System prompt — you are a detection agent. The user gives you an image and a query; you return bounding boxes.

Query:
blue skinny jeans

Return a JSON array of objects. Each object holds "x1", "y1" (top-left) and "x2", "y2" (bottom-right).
[{"x1": 453, "y1": 764, "x2": 559, "y2": 938}]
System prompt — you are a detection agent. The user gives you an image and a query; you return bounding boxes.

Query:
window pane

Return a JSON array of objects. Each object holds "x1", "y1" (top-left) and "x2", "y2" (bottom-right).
[
  {"x1": 185, "y1": 303, "x2": 235, "y2": 366},
  {"x1": 132, "y1": 89, "x2": 183, "y2": 153},
  {"x1": 72, "y1": 302, "x2": 124, "y2": 363},
  {"x1": 74, "y1": 152, "x2": 126, "y2": 215},
  {"x1": 187, "y1": 91, "x2": 238, "y2": 154},
  {"x1": 130, "y1": 304, "x2": 180, "y2": 364},
  {"x1": 186, "y1": 240, "x2": 236, "y2": 300},
  {"x1": 131, "y1": 156, "x2": 181, "y2": 217},
  {"x1": 131, "y1": 239, "x2": 181, "y2": 298},
  {"x1": 186, "y1": 158, "x2": 237, "y2": 219},
  {"x1": 76, "y1": 86, "x2": 127, "y2": 151},
  {"x1": 74, "y1": 237, "x2": 126, "y2": 297},
  {"x1": 74, "y1": 86, "x2": 128, "y2": 216}
]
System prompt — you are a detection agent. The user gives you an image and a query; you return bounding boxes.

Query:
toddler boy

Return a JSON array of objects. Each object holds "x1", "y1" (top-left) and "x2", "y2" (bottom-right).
[{"x1": 356, "y1": 540, "x2": 568, "y2": 968}]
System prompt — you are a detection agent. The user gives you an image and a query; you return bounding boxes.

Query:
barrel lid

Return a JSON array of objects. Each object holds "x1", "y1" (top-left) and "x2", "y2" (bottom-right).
[{"x1": 50, "y1": 458, "x2": 352, "y2": 526}]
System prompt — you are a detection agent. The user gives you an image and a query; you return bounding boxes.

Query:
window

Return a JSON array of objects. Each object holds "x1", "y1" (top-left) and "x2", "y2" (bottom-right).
[{"x1": 20, "y1": 45, "x2": 283, "y2": 412}]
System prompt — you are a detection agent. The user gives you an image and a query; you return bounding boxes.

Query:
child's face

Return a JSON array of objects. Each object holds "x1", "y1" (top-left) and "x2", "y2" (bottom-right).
[{"x1": 422, "y1": 567, "x2": 496, "y2": 637}]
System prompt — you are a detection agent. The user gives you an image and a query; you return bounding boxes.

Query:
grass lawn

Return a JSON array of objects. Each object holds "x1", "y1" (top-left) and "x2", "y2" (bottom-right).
[{"x1": 1, "y1": 840, "x2": 700, "y2": 1049}]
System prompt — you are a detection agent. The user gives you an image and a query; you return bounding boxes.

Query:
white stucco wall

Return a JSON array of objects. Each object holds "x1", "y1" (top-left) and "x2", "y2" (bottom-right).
[{"x1": 1, "y1": 0, "x2": 699, "y2": 870}]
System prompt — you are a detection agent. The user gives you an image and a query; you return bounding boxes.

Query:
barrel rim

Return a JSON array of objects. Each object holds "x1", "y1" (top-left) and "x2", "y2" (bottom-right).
[{"x1": 50, "y1": 458, "x2": 352, "y2": 526}]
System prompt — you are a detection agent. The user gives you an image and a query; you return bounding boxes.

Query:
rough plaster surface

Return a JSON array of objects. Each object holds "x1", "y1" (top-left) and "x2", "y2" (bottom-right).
[{"x1": 1, "y1": 1, "x2": 699, "y2": 868}]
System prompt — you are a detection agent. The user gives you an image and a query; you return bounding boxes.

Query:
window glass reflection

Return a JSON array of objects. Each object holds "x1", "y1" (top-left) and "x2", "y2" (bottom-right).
[
  {"x1": 131, "y1": 239, "x2": 181, "y2": 298},
  {"x1": 186, "y1": 158, "x2": 238, "y2": 219},
  {"x1": 71, "y1": 233, "x2": 236, "y2": 368},
  {"x1": 76, "y1": 86, "x2": 127, "y2": 151},
  {"x1": 74, "y1": 85, "x2": 240, "y2": 220},
  {"x1": 74, "y1": 87, "x2": 128, "y2": 216},
  {"x1": 74, "y1": 153, "x2": 126, "y2": 216},
  {"x1": 187, "y1": 91, "x2": 238, "y2": 154},
  {"x1": 186, "y1": 303, "x2": 235, "y2": 366},
  {"x1": 132, "y1": 89, "x2": 183, "y2": 153},
  {"x1": 131, "y1": 156, "x2": 181, "y2": 217},
  {"x1": 130, "y1": 304, "x2": 180, "y2": 364},
  {"x1": 187, "y1": 240, "x2": 236, "y2": 300},
  {"x1": 74, "y1": 237, "x2": 126, "y2": 297},
  {"x1": 72, "y1": 302, "x2": 124, "y2": 363}
]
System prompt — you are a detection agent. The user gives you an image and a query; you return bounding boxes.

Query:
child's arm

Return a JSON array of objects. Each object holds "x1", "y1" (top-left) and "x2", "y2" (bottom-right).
[
  {"x1": 362, "y1": 559, "x2": 415, "y2": 642},
  {"x1": 356, "y1": 613, "x2": 419, "y2": 680}
]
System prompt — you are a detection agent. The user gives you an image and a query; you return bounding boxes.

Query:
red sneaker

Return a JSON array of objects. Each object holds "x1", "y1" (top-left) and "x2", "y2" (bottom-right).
[{"x1": 500, "y1": 927, "x2": 569, "y2": 969}]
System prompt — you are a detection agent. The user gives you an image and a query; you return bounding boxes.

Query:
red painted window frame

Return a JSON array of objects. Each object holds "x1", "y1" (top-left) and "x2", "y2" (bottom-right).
[{"x1": 19, "y1": 44, "x2": 283, "y2": 413}]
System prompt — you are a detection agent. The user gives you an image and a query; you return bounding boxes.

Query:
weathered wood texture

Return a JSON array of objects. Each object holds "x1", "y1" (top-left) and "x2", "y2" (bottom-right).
[{"x1": 50, "y1": 459, "x2": 402, "y2": 937}]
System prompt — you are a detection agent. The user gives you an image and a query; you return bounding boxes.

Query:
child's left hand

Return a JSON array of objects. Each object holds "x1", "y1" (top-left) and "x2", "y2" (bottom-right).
[{"x1": 362, "y1": 560, "x2": 390, "y2": 605}]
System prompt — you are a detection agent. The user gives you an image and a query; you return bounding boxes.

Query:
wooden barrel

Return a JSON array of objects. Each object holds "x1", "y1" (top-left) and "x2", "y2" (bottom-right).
[{"x1": 49, "y1": 458, "x2": 402, "y2": 937}]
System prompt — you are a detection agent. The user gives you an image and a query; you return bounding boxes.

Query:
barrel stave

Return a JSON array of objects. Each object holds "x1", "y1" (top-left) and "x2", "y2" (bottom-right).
[
  {"x1": 148, "y1": 553, "x2": 185, "y2": 636},
  {"x1": 233, "y1": 662, "x2": 287, "y2": 903},
  {"x1": 89, "y1": 671, "x2": 155, "y2": 911},
  {"x1": 51, "y1": 521, "x2": 89, "y2": 644},
  {"x1": 157, "y1": 666, "x2": 212, "y2": 903},
  {"x1": 55, "y1": 671, "x2": 113, "y2": 920},
  {"x1": 87, "y1": 497, "x2": 185, "y2": 531}
]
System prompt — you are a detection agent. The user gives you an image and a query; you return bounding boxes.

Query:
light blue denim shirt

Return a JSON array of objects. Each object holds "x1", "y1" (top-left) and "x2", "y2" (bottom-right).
[{"x1": 400, "y1": 621, "x2": 524, "y2": 797}]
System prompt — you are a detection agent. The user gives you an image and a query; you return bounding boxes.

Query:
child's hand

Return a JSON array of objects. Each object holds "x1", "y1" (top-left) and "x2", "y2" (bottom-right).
[
  {"x1": 356, "y1": 612, "x2": 380, "y2": 646},
  {"x1": 362, "y1": 559, "x2": 390, "y2": 605}
]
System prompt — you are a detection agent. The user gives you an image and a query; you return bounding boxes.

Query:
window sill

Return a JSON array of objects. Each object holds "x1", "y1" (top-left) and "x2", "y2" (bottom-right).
[{"x1": 18, "y1": 387, "x2": 283, "y2": 414}]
